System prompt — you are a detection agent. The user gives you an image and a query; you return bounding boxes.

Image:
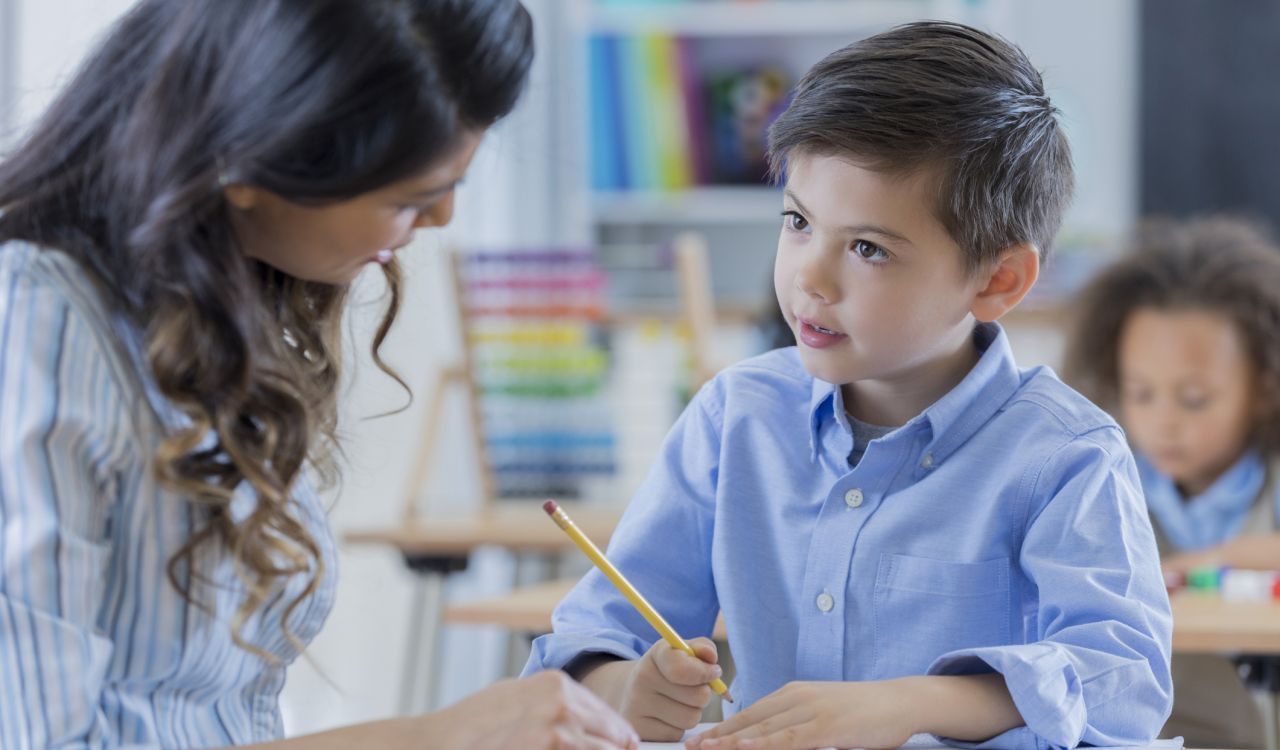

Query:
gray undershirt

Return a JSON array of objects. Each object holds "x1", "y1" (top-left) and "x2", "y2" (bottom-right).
[{"x1": 848, "y1": 414, "x2": 896, "y2": 467}]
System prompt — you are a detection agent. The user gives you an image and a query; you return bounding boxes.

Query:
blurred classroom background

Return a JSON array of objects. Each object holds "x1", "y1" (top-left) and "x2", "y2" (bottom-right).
[{"x1": 2, "y1": 0, "x2": 1277, "y2": 738}]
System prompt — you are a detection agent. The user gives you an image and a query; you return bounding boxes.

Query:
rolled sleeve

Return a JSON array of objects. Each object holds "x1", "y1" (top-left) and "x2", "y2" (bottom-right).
[{"x1": 928, "y1": 429, "x2": 1173, "y2": 750}]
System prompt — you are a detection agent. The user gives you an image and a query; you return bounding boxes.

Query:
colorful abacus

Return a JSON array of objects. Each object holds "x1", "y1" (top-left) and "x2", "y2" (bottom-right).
[{"x1": 460, "y1": 250, "x2": 619, "y2": 500}]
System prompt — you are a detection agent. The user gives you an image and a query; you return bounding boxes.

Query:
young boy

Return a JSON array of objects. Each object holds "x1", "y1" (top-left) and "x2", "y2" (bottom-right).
[{"x1": 524, "y1": 21, "x2": 1172, "y2": 750}]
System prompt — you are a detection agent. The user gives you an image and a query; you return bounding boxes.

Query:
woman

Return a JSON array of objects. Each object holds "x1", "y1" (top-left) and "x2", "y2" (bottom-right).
[{"x1": 0, "y1": 1, "x2": 638, "y2": 748}]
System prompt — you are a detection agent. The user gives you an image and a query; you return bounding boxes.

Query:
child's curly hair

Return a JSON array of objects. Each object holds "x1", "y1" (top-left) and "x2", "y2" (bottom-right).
[{"x1": 1063, "y1": 216, "x2": 1280, "y2": 456}]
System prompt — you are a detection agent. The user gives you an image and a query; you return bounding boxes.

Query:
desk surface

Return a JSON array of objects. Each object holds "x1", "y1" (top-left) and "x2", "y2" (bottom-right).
[
  {"x1": 344, "y1": 504, "x2": 624, "y2": 556},
  {"x1": 445, "y1": 578, "x2": 733, "y2": 637},
  {"x1": 444, "y1": 581, "x2": 1280, "y2": 655},
  {"x1": 643, "y1": 725, "x2": 1186, "y2": 749},
  {"x1": 1168, "y1": 591, "x2": 1280, "y2": 653}
]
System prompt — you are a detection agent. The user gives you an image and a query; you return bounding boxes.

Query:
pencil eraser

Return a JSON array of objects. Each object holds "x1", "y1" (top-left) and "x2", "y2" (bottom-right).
[{"x1": 542, "y1": 500, "x2": 558, "y2": 515}]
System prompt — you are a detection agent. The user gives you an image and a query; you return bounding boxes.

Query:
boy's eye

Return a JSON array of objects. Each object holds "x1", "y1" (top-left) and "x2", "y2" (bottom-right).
[
  {"x1": 853, "y1": 240, "x2": 889, "y2": 263},
  {"x1": 781, "y1": 210, "x2": 809, "y2": 232}
]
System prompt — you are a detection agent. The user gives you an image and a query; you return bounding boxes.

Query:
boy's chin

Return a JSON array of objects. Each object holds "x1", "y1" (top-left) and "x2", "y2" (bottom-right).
[{"x1": 795, "y1": 349, "x2": 859, "y2": 385}]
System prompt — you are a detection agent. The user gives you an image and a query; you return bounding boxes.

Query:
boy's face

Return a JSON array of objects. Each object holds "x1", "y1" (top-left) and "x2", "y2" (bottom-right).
[
  {"x1": 1118, "y1": 307, "x2": 1255, "y2": 497},
  {"x1": 774, "y1": 153, "x2": 986, "y2": 396}
]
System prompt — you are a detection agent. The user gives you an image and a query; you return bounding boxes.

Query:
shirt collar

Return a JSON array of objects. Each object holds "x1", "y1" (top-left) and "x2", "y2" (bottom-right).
[
  {"x1": 807, "y1": 322, "x2": 1021, "y2": 465},
  {"x1": 1137, "y1": 448, "x2": 1267, "y2": 550}
]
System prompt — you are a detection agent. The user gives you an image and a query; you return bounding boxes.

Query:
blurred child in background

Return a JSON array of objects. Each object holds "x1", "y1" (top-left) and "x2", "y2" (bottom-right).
[{"x1": 1065, "y1": 216, "x2": 1280, "y2": 748}]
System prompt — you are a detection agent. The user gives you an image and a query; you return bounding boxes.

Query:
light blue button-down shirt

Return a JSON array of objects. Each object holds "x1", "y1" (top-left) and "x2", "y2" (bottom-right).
[
  {"x1": 0, "y1": 243, "x2": 337, "y2": 749},
  {"x1": 525, "y1": 323, "x2": 1173, "y2": 750}
]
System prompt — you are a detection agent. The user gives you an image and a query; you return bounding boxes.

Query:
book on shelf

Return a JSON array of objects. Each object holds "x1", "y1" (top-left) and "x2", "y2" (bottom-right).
[{"x1": 589, "y1": 30, "x2": 791, "y2": 194}]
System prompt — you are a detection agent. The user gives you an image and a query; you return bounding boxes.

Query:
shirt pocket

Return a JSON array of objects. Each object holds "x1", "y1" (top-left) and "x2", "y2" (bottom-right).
[{"x1": 872, "y1": 553, "x2": 1011, "y2": 678}]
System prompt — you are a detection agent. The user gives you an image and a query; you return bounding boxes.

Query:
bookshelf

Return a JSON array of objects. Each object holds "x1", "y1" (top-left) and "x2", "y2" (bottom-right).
[
  {"x1": 555, "y1": 0, "x2": 1017, "y2": 317},
  {"x1": 593, "y1": 185, "x2": 782, "y2": 225},
  {"x1": 584, "y1": 0, "x2": 935, "y2": 37}
]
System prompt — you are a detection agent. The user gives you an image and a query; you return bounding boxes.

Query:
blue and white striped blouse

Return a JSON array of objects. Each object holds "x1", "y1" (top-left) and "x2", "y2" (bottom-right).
[{"x1": 0, "y1": 242, "x2": 338, "y2": 749}]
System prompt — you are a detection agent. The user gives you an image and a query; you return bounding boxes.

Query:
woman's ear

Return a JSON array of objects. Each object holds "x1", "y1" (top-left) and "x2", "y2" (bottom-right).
[
  {"x1": 970, "y1": 244, "x2": 1040, "y2": 323},
  {"x1": 223, "y1": 183, "x2": 261, "y2": 211}
]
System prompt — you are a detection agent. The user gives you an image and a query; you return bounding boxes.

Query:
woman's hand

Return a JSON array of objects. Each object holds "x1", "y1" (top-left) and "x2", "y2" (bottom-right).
[{"x1": 434, "y1": 669, "x2": 640, "y2": 749}]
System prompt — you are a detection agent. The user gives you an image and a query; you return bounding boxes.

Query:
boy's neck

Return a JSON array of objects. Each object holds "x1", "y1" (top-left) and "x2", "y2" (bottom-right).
[{"x1": 840, "y1": 325, "x2": 982, "y2": 428}]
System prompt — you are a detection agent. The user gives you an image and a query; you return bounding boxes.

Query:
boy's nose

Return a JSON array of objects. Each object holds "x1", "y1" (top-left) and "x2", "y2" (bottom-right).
[{"x1": 795, "y1": 259, "x2": 837, "y2": 303}]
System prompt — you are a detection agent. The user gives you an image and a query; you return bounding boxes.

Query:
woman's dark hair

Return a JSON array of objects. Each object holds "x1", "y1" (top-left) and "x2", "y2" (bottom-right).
[
  {"x1": 0, "y1": 0, "x2": 533, "y2": 656},
  {"x1": 767, "y1": 21, "x2": 1074, "y2": 274},
  {"x1": 1063, "y1": 216, "x2": 1280, "y2": 457}
]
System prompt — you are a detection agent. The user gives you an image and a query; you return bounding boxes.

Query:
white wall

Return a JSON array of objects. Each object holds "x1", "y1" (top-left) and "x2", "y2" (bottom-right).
[
  {"x1": 0, "y1": 0, "x2": 15, "y2": 142},
  {"x1": 1012, "y1": 0, "x2": 1139, "y2": 243},
  {"x1": 5, "y1": 0, "x2": 133, "y2": 145}
]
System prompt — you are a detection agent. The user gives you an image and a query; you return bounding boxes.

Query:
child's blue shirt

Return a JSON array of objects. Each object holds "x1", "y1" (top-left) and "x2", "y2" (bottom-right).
[
  {"x1": 524, "y1": 323, "x2": 1172, "y2": 750},
  {"x1": 1138, "y1": 449, "x2": 1278, "y2": 550}
]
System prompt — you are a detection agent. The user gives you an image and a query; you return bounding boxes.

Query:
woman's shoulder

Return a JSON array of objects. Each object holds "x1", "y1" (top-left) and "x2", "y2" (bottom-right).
[
  {"x1": 0, "y1": 240, "x2": 155, "y2": 430},
  {"x1": 1, "y1": 240, "x2": 116, "y2": 323}
]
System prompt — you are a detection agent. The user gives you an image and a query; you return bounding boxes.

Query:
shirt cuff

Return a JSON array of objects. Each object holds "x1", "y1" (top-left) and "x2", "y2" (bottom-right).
[
  {"x1": 927, "y1": 643, "x2": 1084, "y2": 750},
  {"x1": 521, "y1": 632, "x2": 649, "y2": 677}
]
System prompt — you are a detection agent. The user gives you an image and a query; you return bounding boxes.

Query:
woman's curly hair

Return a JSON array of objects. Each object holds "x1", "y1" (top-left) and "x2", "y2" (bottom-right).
[
  {"x1": 0, "y1": 0, "x2": 532, "y2": 656},
  {"x1": 1063, "y1": 216, "x2": 1280, "y2": 457}
]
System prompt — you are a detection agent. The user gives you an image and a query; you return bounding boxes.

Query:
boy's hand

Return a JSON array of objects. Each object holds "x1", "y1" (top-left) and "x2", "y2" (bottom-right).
[
  {"x1": 686, "y1": 675, "x2": 1021, "y2": 750},
  {"x1": 616, "y1": 638, "x2": 722, "y2": 742},
  {"x1": 684, "y1": 680, "x2": 915, "y2": 750}
]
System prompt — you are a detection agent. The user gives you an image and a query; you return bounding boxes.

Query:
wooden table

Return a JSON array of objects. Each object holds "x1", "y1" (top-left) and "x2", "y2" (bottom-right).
[
  {"x1": 344, "y1": 504, "x2": 624, "y2": 712},
  {"x1": 445, "y1": 578, "x2": 730, "y2": 640},
  {"x1": 345, "y1": 504, "x2": 623, "y2": 557},
  {"x1": 445, "y1": 583, "x2": 1280, "y2": 656},
  {"x1": 1168, "y1": 592, "x2": 1280, "y2": 654}
]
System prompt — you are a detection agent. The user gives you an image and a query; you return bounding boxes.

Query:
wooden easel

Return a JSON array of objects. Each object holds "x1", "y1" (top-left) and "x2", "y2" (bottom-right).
[{"x1": 672, "y1": 231, "x2": 720, "y2": 390}]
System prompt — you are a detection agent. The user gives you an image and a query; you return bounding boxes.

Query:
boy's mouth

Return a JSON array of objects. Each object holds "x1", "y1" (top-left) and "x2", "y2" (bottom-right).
[{"x1": 797, "y1": 317, "x2": 847, "y2": 348}]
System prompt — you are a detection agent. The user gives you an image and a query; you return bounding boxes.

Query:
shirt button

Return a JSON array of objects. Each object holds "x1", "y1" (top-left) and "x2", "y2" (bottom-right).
[
  {"x1": 920, "y1": 453, "x2": 934, "y2": 469},
  {"x1": 844, "y1": 488, "x2": 864, "y2": 508},
  {"x1": 815, "y1": 592, "x2": 835, "y2": 612}
]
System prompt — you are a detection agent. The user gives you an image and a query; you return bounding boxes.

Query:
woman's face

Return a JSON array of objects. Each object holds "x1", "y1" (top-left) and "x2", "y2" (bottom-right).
[
  {"x1": 1118, "y1": 306, "x2": 1257, "y2": 496},
  {"x1": 227, "y1": 129, "x2": 484, "y2": 284}
]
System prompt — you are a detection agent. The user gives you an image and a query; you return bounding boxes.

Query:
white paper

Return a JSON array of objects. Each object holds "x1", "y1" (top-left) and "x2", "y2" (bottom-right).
[{"x1": 639, "y1": 724, "x2": 1185, "y2": 750}]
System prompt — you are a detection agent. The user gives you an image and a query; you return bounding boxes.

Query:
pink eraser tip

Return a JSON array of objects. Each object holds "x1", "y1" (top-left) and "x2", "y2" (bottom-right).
[{"x1": 542, "y1": 500, "x2": 558, "y2": 515}]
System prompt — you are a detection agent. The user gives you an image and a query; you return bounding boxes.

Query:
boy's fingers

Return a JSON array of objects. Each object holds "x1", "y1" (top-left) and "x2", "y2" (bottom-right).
[
  {"x1": 650, "y1": 691, "x2": 706, "y2": 729},
  {"x1": 656, "y1": 680, "x2": 715, "y2": 709},
  {"x1": 687, "y1": 637, "x2": 720, "y2": 665},
  {"x1": 654, "y1": 645, "x2": 724, "y2": 686}
]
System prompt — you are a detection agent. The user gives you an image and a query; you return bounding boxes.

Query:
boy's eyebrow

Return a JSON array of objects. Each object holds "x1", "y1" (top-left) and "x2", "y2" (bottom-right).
[{"x1": 783, "y1": 189, "x2": 912, "y2": 244}]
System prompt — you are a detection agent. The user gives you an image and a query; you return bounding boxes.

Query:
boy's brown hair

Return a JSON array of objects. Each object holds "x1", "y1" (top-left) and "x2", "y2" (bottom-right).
[
  {"x1": 1063, "y1": 216, "x2": 1280, "y2": 456},
  {"x1": 768, "y1": 21, "x2": 1074, "y2": 274}
]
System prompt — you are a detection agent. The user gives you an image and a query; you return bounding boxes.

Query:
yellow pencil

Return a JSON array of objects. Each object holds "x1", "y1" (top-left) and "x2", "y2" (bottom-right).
[{"x1": 542, "y1": 500, "x2": 733, "y2": 703}]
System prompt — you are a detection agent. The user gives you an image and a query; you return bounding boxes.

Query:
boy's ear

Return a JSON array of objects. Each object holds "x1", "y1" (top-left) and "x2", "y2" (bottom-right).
[{"x1": 970, "y1": 243, "x2": 1040, "y2": 323}]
